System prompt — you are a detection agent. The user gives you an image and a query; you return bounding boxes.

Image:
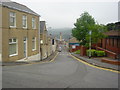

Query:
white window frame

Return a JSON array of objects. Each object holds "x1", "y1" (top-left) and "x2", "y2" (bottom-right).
[
  {"x1": 32, "y1": 17, "x2": 36, "y2": 29},
  {"x1": 22, "y1": 15, "x2": 27, "y2": 29},
  {"x1": 9, "y1": 38, "x2": 18, "y2": 57},
  {"x1": 32, "y1": 37, "x2": 36, "y2": 51},
  {"x1": 9, "y1": 12, "x2": 16, "y2": 28}
]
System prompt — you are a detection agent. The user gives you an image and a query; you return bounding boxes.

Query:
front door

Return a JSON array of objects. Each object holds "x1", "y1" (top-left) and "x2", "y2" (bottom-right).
[{"x1": 23, "y1": 37, "x2": 27, "y2": 58}]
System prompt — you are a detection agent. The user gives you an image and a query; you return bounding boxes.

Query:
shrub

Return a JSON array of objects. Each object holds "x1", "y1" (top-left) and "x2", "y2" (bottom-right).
[
  {"x1": 87, "y1": 49, "x2": 96, "y2": 57},
  {"x1": 74, "y1": 50, "x2": 80, "y2": 54},
  {"x1": 96, "y1": 50, "x2": 105, "y2": 57},
  {"x1": 87, "y1": 49, "x2": 106, "y2": 57}
]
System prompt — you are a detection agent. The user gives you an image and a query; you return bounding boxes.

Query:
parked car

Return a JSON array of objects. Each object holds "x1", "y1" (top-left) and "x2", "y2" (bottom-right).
[{"x1": 58, "y1": 47, "x2": 62, "y2": 52}]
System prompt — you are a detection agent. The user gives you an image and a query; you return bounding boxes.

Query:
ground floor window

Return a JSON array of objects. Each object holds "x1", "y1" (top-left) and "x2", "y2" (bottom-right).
[
  {"x1": 9, "y1": 38, "x2": 17, "y2": 56},
  {"x1": 32, "y1": 37, "x2": 36, "y2": 51}
]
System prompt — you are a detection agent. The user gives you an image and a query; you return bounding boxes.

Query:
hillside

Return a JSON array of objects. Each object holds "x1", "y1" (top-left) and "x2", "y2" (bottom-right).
[{"x1": 48, "y1": 28, "x2": 72, "y2": 41}]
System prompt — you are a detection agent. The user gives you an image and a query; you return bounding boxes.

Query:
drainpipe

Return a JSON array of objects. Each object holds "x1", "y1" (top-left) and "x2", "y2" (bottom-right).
[{"x1": 38, "y1": 20, "x2": 41, "y2": 61}]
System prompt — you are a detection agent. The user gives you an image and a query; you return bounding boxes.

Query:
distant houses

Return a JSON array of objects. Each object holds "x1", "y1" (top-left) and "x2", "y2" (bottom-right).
[
  {"x1": 51, "y1": 35, "x2": 57, "y2": 53},
  {"x1": 40, "y1": 21, "x2": 48, "y2": 59},
  {"x1": 40, "y1": 21, "x2": 57, "y2": 60},
  {"x1": 69, "y1": 37, "x2": 80, "y2": 52},
  {"x1": 0, "y1": 1, "x2": 57, "y2": 62}
]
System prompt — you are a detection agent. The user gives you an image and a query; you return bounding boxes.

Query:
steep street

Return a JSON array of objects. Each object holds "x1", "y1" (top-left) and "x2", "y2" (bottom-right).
[{"x1": 2, "y1": 46, "x2": 119, "y2": 88}]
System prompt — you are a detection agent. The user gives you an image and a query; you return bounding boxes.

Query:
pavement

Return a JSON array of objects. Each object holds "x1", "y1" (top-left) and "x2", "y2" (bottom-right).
[
  {"x1": 71, "y1": 53, "x2": 120, "y2": 71},
  {"x1": 1, "y1": 51, "x2": 57, "y2": 66},
  {"x1": 2, "y1": 46, "x2": 119, "y2": 88}
]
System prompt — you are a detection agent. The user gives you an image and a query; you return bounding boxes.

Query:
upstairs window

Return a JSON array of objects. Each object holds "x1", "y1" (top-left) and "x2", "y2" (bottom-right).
[
  {"x1": 22, "y1": 15, "x2": 27, "y2": 28},
  {"x1": 32, "y1": 17, "x2": 36, "y2": 29},
  {"x1": 9, "y1": 12, "x2": 16, "y2": 27}
]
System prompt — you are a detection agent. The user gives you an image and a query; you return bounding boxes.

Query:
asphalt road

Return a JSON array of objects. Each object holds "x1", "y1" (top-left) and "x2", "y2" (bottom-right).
[{"x1": 2, "y1": 46, "x2": 119, "y2": 88}]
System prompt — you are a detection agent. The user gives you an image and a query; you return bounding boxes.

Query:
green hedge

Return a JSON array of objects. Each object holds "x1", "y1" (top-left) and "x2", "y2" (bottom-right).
[
  {"x1": 87, "y1": 49, "x2": 105, "y2": 57},
  {"x1": 74, "y1": 50, "x2": 80, "y2": 54},
  {"x1": 87, "y1": 49, "x2": 96, "y2": 57},
  {"x1": 96, "y1": 50, "x2": 105, "y2": 57}
]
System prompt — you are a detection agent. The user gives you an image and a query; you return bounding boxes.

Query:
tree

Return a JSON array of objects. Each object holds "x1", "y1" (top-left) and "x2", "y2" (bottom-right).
[
  {"x1": 72, "y1": 12, "x2": 107, "y2": 47},
  {"x1": 106, "y1": 23, "x2": 115, "y2": 30},
  {"x1": 106, "y1": 22, "x2": 120, "y2": 31},
  {"x1": 85, "y1": 24, "x2": 107, "y2": 47}
]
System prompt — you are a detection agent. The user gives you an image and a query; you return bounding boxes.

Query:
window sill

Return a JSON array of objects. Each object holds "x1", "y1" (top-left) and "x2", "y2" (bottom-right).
[
  {"x1": 32, "y1": 49, "x2": 36, "y2": 51},
  {"x1": 9, "y1": 53, "x2": 18, "y2": 57},
  {"x1": 9, "y1": 26, "x2": 16, "y2": 28},
  {"x1": 23, "y1": 27, "x2": 27, "y2": 29}
]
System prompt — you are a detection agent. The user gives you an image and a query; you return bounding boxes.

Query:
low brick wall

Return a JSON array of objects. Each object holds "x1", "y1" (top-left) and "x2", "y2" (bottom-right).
[
  {"x1": 80, "y1": 46, "x2": 87, "y2": 56},
  {"x1": 101, "y1": 58, "x2": 120, "y2": 65},
  {"x1": 96, "y1": 47, "x2": 117, "y2": 59}
]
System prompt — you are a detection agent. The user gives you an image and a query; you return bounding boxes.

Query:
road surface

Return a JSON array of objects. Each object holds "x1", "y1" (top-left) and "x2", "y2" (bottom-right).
[{"x1": 2, "y1": 46, "x2": 119, "y2": 88}]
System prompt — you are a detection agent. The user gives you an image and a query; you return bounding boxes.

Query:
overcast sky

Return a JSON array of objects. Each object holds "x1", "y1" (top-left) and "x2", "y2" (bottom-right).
[{"x1": 11, "y1": 0, "x2": 119, "y2": 29}]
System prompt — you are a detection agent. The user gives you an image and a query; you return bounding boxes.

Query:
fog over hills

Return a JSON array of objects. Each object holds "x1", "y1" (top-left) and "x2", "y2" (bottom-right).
[{"x1": 48, "y1": 28, "x2": 72, "y2": 41}]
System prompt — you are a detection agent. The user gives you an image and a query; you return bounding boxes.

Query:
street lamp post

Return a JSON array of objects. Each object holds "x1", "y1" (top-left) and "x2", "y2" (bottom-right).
[
  {"x1": 89, "y1": 30, "x2": 92, "y2": 59},
  {"x1": 40, "y1": 40, "x2": 43, "y2": 61},
  {"x1": 68, "y1": 37, "x2": 70, "y2": 52}
]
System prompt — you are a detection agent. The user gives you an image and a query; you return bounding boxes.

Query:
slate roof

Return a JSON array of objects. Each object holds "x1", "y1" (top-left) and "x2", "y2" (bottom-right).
[
  {"x1": 0, "y1": 0, "x2": 40, "y2": 16},
  {"x1": 40, "y1": 21, "x2": 46, "y2": 33}
]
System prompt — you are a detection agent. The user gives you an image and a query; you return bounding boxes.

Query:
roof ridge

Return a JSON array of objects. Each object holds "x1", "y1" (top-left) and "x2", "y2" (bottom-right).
[
  {"x1": 12, "y1": 1, "x2": 40, "y2": 16},
  {"x1": 12, "y1": 1, "x2": 27, "y2": 8},
  {"x1": 1, "y1": 0, "x2": 40, "y2": 16}
]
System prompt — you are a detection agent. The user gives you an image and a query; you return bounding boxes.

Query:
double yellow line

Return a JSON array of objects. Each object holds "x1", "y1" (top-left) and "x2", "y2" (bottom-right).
[{"x1": 70, "y1": 54, "x2": 120, "y2": 74}]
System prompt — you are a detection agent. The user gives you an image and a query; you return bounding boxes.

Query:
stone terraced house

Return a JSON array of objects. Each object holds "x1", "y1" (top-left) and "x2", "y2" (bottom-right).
[{"x1": 0, "y1": 0, "x2": 40, "y2": 62}]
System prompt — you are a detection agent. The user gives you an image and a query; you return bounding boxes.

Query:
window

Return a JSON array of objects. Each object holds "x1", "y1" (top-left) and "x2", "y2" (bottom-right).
[
  {"x1": 117, "y1": 39, "x2": 120, "y2": 48},
  {"x1": 32, "y1": 37, "x2": 36, "y2": 51},
  {"x1": 107, "y1": 39, "x2": 109, "y2": 45},
  {"x1": 22, "y1": 15, "x2": 27, "y2": 28},
  {"x1": 52, "y1": 39, "x2": 54, "y2": 45},
  {"x1": 112, "y1": 38, "x2": 114, "y2": 46},
  {"x1": 9, "y1": 38, "x2": 17, "y2": 56},
  {"x1": 10, "y1": 12, "x2": 16, "y2": 27},
  {"x1": 32, "y1": 17, "x2": 36, "y2": 29},
  {"x1": 109, "y1": 38, "x2": 111, "y2": 45}
]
